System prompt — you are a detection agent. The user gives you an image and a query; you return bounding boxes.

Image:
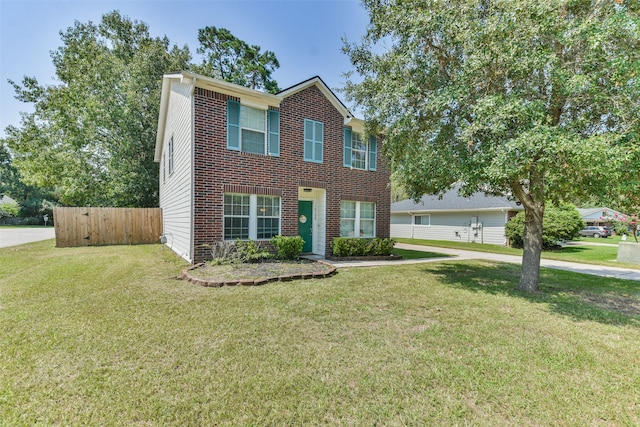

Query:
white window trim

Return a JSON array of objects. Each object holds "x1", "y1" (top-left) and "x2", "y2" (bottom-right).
[
  {"x1": 351, "y1": 132, "x2": 368, "y2": 170},
  {"x1": 413, "y1": 214, "x2": 431, "y2": 226},
  {"x1": 240, "y1": 105, "x2": 267, "y2": 154},
  {"x1": 340, "y1": 200, "x2": 376, "y2": 238},
  {"x1": 168, "y1": 135, "x2": 174, "y2": 176},
  {"x1": 224, "y1": 193, "x2": 281, "y2": 241}
]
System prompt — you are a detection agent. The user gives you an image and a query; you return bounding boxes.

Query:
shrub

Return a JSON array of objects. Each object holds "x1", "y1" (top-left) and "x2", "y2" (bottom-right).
[
  {"x1": 332, "y1": 237, "x2": 395, "y2": 257},
  {"x1": 203, "y1": 239, "x2": 273, "y2": 265},
  {"x1": 235, "y1": 239, "x2": 273, "y2": 263},
  {"x1": 270, "y1": 235, "x2": 304, "y2": 260},
  {"x1": 0, "y1": 200, "x2": 20, "y2": 219},
  {"x1": 202, "y1": 241, "x2": 238, "y2": 265},
  {"x1": 505, "y1": 203, "x2": 584, "y2": 250}
]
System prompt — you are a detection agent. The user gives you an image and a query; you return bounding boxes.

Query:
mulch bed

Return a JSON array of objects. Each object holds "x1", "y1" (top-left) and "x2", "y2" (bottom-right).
[{"x1": 181, "y1": 259, "x2": 336, "y2": 287}]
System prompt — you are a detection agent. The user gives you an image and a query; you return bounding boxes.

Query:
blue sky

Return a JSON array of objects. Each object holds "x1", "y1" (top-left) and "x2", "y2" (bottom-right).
[{"x1": 0, "y1": 0, "x2": 369, "y2": 137}]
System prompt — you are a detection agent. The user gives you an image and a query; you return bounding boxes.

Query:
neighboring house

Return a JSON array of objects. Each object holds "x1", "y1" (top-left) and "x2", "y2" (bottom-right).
[
  {"x1": 577, "y1": 207, "x2": 628, "y2": 227},
  {"x1": 391, "y1": 187, "x2": 523, "y2": 245},
  {"x1": 154, "y1": 71, "x2": 390, "y2": 263}
]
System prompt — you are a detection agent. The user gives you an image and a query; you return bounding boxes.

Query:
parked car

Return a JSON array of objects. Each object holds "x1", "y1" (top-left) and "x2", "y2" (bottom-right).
[{"x1": 579, "y1": 226, "x2": 612, "y2": 238}]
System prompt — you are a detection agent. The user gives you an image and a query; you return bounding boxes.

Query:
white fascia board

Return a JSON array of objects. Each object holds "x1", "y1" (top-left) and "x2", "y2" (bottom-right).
[
  {"x1": 344, "y1": 117, "x2": 365, "y2": 134},
  {"x1": 183, "y1": 71, "x2": 281, "y2": 109},
  {"x1": 154, "y1": 75, "x2": 180, "y2": 162},
  {"x1": 392, "y1": 207, "x2": 524, "y2": 214},
  {"x1": 279, "y1": 76, "x2": 351, "y2": 118}
]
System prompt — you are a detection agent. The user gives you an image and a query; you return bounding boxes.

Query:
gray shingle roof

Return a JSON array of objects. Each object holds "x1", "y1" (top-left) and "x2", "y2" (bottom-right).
[{"x1": 391, "y1": 187, "x2": 522, "y2": 212}]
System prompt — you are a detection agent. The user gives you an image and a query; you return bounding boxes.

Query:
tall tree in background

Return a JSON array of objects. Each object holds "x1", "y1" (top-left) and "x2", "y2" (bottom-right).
[
  {"x1": 1, "y1": 141, "x2": 58, "y2": 219},
  {"x1": 344, "y1": 0, "x2": 640, "y2": 292},
  {"x1": 193, "y1": 26, "x2": 280, "y2": 93},
  {"x1": 4, "y1": 11, "x2": 190, "y2": 207}
]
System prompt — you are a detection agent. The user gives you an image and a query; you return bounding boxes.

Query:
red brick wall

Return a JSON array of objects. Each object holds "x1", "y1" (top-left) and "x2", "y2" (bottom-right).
[{"x1": 192, "y1": 84, "x2": 390, "y2": 262}]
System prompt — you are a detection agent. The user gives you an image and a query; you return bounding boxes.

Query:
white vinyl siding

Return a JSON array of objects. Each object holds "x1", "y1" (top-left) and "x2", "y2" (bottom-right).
[
  {"x1": 390, "y1": 211, "x2": 513, "y2": 245},
  {"x1": 159, "y1": 80, "x2": 194, "y2": 262}
]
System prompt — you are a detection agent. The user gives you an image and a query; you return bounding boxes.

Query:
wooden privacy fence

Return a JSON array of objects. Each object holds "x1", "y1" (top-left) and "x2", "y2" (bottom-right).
[{"x1": 53, "y1": 207, "x2": 163, "y2": 248}]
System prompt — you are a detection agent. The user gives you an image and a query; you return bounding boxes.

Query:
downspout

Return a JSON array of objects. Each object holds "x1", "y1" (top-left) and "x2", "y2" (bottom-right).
[{"x1": 408, "y1": 211, "x2": 414, "y2": 239}]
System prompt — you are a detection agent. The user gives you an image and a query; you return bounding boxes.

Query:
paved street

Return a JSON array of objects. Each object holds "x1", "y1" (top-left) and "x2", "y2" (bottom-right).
[{"x1": 0, "y1": 227, "x2": 56, "y2": 248}]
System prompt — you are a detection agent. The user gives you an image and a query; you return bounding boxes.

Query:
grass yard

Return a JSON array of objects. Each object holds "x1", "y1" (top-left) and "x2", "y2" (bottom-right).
[
  {"x1": 1, "y1": 240, "x2": 640, "y2": 425},
  {"x1": 395, "y1": 237, "x2": 640, "y2": 269}
]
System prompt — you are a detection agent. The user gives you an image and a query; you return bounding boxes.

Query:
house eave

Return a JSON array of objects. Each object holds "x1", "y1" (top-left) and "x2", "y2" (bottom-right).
[{"x1": 391, "y1": 206, "x2": 524, "y2": 214}]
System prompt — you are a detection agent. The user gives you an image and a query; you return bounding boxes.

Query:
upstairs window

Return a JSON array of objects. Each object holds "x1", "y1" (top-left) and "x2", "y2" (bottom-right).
[
  {"x1": 343, "y1": 129, "x2": 377, "y2": 171},
  {"x1": 227, "y1": 100, "x2": 279, "y2": 156},
  {"x1": 304, "y1": 119, "x2": 324, "y2": 163}
]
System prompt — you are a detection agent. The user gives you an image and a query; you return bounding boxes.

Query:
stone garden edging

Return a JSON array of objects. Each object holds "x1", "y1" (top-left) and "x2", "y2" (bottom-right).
[{"x1": 181, "y1": 260, "x2": 337, "y2": 288}]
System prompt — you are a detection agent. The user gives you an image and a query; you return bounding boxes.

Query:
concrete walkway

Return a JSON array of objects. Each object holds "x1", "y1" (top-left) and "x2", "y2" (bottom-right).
[
  {"x1": 0, "y1": 227, "x2": 56, "y2": 248},
  {"x1": 326, "y1": 242, "x2": 640, "y2": 282}
]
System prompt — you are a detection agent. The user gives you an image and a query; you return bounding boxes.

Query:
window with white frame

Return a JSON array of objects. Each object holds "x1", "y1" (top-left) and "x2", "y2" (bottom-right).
[
  {"x1": 350, "y1": 132, "x2": 367, "y2": 170},
  {"x1": 304, "y1": 119, "x2": 324, "y2": 163},
  {"x1": 257, "y1": 195, "x2": 280, "y2": 239},
  {"x1": 223, "y1": 194, "x2": 250, "y2": 240},
  {"x1": 227, "y1": 100, "x2": 280, "y2": 156},
  {"x1": 343, "y1": 129, "x2": 377, "y2": 171},
  {"x1": 240, "y1": 105, "x2": 266, "y2": 154},
  {"x1": 223, "y1": 193, "x2": 281, "y2": 240},
  {"x1": 413, "y1": 214, "x2": 430, "y2": 226},
  {"x1": 340, "y1": 201, "x2": 376, "y2": 238},
  {"x1": 168, "y1": 135, "x2": 174, "y2": 175}
]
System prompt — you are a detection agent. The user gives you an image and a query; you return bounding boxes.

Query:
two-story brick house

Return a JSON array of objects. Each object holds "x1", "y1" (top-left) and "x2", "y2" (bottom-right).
[{"x1": 154, "y1": 71, "x2": 390, "y2": 263}]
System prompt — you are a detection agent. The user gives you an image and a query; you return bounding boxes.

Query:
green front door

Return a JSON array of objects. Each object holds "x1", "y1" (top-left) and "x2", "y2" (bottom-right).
[{"x1": 298, "y1": 201, "x2": 313, "y2": 253}]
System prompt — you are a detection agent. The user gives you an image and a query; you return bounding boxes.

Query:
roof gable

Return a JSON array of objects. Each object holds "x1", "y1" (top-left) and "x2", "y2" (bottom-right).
[{"x1": 277, "y1": 76, "x2": 352, "y2": 119}]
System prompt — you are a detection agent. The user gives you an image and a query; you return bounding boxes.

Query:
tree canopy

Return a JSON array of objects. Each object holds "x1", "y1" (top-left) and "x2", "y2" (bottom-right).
[
  {"x1": 4, "y1": 11, "x2": 191, "y2": 207},
  {"x1": 192, "y1": 26, "x2": 280, "y2": 93},
  {"x1": 344, "y1": 0, "x2": 640, "y2": 292},
  {"x1": 3, "y1": 12, "x2": 282, "y2": 209}
]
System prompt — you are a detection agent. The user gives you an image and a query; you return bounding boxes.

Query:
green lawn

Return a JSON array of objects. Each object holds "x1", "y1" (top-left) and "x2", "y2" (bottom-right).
[
  {"x1": 392, "y1": 247, "x2": 453, "y2": 260},
  {"x1": 1, "y1": 240, "x2": 639, "y2": 425},
  {"x1": 395, "y1": 237, "x2": 640, "y2": 269}
]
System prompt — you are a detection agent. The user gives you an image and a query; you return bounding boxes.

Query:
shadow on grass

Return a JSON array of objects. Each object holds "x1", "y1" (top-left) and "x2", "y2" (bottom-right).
[{"x1": 420, "y1": 261, "x2": 640, "y2": 327}]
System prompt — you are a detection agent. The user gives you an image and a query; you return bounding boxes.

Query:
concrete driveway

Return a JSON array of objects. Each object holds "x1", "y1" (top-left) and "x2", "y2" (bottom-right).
[{"x1": 0, "y1": 227, "x2": 56, "y2": 248}]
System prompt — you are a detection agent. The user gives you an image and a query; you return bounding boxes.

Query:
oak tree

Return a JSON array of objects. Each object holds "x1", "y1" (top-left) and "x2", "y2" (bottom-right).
[{"x1": 344, "y1": 0, "x2": 640, "y2": 291}]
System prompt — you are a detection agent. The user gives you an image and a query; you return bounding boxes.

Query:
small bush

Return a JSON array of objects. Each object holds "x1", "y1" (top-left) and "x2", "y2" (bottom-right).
[
  {"x1": 235, "y1": 239, "x2": 273, "y2": 263},
  {"x1": 202, "y1": 241, "x2": 238, "y2": 265},
  {"x1": 203, "y1": 240, "x2": 273, "y2": 265},
  {"x1": 271, "y1": 235, "x2": 304, "y2": 260},
  {"x1": 0, "y1": 201, "x2": 20, "y2": 219},
  {"x1": 332, "y1": 237, "x2": 395, "y2": 257},
  {"x1": 505, "y1": 203, "x2": 584, "y2": 250}
]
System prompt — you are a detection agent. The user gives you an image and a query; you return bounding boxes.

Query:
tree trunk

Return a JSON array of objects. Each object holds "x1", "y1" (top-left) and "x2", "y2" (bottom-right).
[{"x1": 519, "y1": 204, "x2": 544, "y2": 292}]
